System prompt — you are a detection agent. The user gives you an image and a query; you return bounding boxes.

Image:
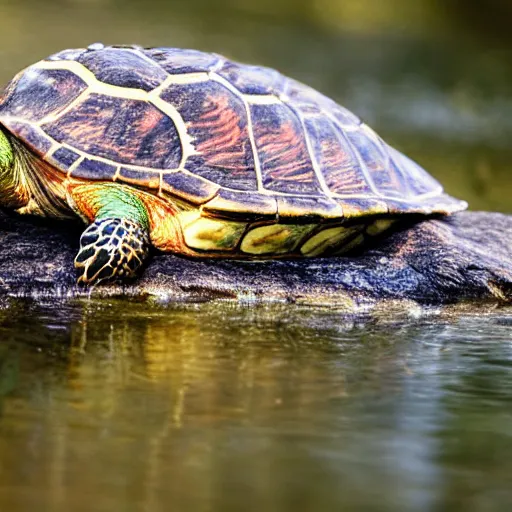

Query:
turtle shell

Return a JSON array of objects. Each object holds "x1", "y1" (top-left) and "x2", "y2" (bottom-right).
[{"x1": 0, "y1": 43, "x2": 467, "y2": 221}]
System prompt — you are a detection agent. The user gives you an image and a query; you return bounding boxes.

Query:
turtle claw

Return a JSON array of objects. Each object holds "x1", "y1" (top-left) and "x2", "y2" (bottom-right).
[{"x1": 75, "y1": 217, "x2": 150, "y2": 285}]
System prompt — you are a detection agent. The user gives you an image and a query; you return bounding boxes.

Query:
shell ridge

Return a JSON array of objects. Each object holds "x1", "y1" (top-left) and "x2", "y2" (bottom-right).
[
  {"x1": 328, "y1": 116, "x2": 382, "y2": 199},
  {"x1": 210, "y1": 73, "x2": 264, "y2": 191},
  {"x1": 36, "y1": 88, "x2": 90, "y2": 127},
  {"x1": 286, "y1": 104, "x2": 334, "y2": 198}
]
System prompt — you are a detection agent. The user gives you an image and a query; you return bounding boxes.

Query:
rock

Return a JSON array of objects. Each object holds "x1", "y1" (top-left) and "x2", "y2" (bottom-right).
[{"x1": 0, "y1": 210, "x2": 510, "y2": 307}]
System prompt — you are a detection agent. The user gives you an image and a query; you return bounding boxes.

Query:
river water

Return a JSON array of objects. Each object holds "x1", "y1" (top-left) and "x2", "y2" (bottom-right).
[{"x1": 0, "y1": 300, "x2": 510, "y2": 511}]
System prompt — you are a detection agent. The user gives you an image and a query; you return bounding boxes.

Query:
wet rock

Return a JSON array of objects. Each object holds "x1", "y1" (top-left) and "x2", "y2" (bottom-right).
[{"x1": 0, "y1": 210, "x2": 510, "y2": 307}]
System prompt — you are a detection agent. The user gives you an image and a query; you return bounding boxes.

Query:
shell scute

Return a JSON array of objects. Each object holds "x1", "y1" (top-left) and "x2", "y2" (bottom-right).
[
  {"x1": 337, "y1": 197, "x2": 388, "y2": 219},
  {"x1": 216, "y1": 62, "x2": 286, "y2": 95},
  {"x1": 284, "y1": 80, "x2": 324, "y2": 115},
  {"x1": 330, "y1": 104, "x2": 362, "y2": 129},
  {"x1": 42, "y1": 93, "x2": 182, "y2": 170},
  {"x1": 202, "y1": 189, "x2": 278, "y2": 219},
  {"x1": 161, "y1": 171, "x2": 219, "y2": 204},
  {"x1": 387, "y1": 146, "x2": 441, "y2": 197},
  {"x1": 47, "y1": 48, "x2": 87, "y2": 62},
  {"x1": 250, "y1": 103, "x2": 323, "y2": 195},
  {"x1": 160, "y1": 80, "x2": 257, "y2": 190},
  {"x1": 344, "y1": 126, "x2": 408, "y2": 199},
  {"x1": 0, "y1": 68, "x2": 87, "y2": 122},
  {"x1": 285, "y1": 79, "x2": 361, "y2": 127},
  {"x1": 277, "y1": 196, "x2": 343, "y2": 220},
  {"x1": 144, "y1": 48, "x2": 222, "y2": 74},
  {"x1": 4, "y1": 121, "x2": 53, "y2": 155},
  {"x1": 71, "y1": 157, "x2": 117, "y2": 180},
  {"x1": 303, "y1": 115, "x2": 374, "y2": 196},
  {"x1": 77, "y1": 48, "x2": 168, "y2": 91},
  {"x1": 48, "y1": 147, "x2": 81, "y2": 170},
  {"x1": 385, "y1": 194, "x2": 466, "y2": 216},
  {"x1": 118, "y1": 167, "x2": 159, "y2": 189}
]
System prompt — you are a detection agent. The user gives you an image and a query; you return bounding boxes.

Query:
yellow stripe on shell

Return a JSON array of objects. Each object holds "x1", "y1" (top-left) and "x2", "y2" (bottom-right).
[
  {"x1": 210, "y1": 73, "x2": 266, "y2": 193},
  {"x1": 243, "y1": 95, "x2": 282, "y2": 105},
  {"x1": 31, "y1": 60, "x2": 196, "y2": 166}
]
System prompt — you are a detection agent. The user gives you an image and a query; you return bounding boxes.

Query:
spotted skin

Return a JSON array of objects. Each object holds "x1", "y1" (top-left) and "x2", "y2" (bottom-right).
[
  {"x1": 0, "y1": 44, "x2": 468, "y2": 285},
  {"x1": 75, "y1": 217, "x2": 150, "y2": 284}
]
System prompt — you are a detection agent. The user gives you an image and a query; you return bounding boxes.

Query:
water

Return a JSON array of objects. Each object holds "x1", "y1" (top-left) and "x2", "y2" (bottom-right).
[{"x1": 0, "y1": 300, "x2": 510, "y2": 511}]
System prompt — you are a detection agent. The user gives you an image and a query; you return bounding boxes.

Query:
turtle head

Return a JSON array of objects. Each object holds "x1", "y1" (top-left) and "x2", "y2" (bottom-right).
[{"x1": 0, "y1": 127, "x2": 30, "y2": 210}]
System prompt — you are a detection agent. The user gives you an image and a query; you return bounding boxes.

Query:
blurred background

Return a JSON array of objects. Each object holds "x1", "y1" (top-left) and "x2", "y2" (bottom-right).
[{"x1": 0, "y1": 0, "x2": 511, "y2": 212}]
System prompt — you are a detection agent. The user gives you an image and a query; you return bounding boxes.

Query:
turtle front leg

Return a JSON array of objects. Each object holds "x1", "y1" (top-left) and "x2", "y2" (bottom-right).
[{"x1": 68, "y1": 183, "x2": 151, "y2": 285}]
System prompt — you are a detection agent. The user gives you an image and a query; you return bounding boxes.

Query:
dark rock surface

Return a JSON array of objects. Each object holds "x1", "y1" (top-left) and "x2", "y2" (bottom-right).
[{"x1": 0, "y1": 210, "x2": 510, "y2": 307}]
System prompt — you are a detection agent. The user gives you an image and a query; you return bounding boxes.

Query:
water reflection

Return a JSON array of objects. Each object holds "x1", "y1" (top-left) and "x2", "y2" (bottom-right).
[{"x1": 0, "y1": 300, "x2": 511, "y2": 510}]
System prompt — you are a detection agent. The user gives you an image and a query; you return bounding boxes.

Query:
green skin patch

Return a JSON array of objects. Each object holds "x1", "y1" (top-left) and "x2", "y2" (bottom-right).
[
  {"x1": 74, "y1": 182, "x2": 151, "y2": 230},
  {"x1": 70, "y1": 183, "x2": 152, "y2": 285}
]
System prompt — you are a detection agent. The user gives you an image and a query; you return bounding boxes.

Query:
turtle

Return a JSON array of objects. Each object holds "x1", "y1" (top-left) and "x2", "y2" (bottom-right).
[{"x1": 0, "y1": 43, "x2": 467, "y2": 285}]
